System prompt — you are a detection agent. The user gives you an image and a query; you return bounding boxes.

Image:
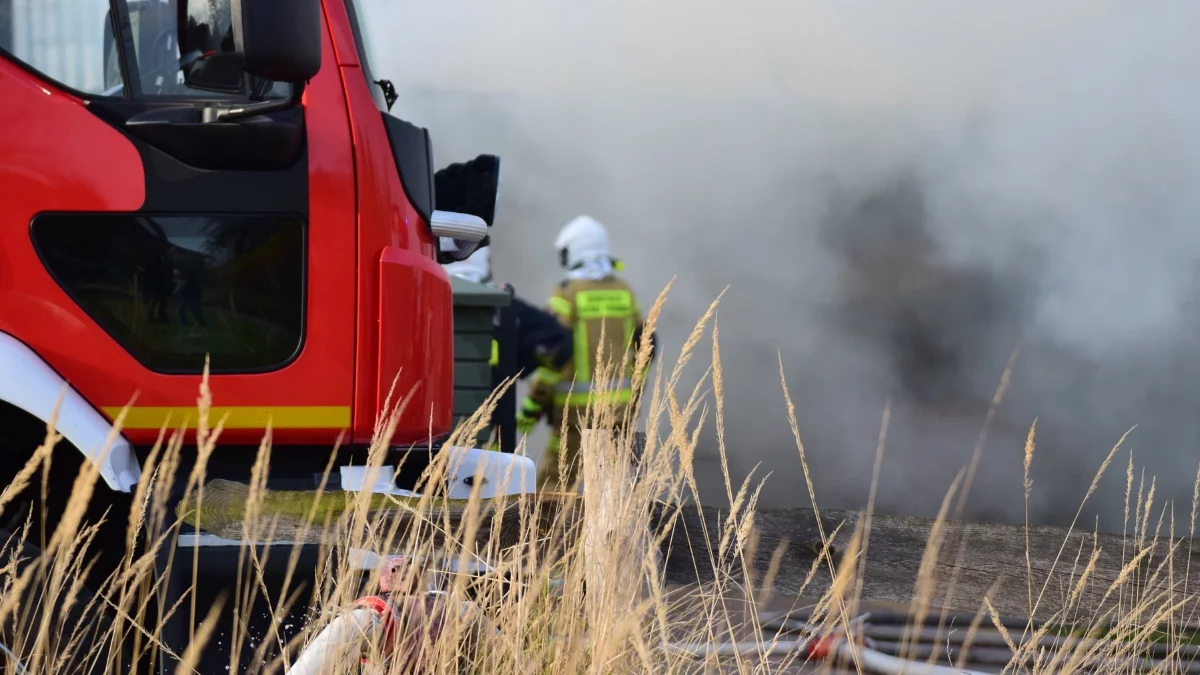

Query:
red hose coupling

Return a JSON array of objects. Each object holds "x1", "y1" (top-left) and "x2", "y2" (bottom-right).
[{"x1": 806, "y1": 635, "x2": 841, "y2": 660}]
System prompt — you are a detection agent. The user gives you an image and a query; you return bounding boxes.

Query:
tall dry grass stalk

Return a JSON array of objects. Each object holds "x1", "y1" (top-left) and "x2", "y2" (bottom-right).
[{"x1": 0, "y1": 285, "x2": 1198, "y2": 675}]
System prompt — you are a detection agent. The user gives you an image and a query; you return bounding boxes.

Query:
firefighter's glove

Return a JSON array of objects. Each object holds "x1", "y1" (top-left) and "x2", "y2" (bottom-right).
[{"x1": 516, "y1": 398, "x2": 544, "y2": 436}]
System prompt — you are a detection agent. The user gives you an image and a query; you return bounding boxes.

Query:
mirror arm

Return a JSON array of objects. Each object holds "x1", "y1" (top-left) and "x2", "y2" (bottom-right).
[
  {"x1": 207, "y1": 81, "x2": 306, "y2": 123},
  {"x1": 376, "y1": 79, "x2": 398, "y2": 111}
]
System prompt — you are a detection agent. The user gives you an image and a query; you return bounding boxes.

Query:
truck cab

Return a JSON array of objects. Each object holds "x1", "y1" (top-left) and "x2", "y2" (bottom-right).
[{"x1": 0, "y1": 0, "x2": 530, "y2": 668}]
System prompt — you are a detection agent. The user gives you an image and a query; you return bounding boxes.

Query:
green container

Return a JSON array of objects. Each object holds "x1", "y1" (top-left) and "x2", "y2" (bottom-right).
[{"x1": 450, "y1": 275, "x2": 511, "y2": 444}]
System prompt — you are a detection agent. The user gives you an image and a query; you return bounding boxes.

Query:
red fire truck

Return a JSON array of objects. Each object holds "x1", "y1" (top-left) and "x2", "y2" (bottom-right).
[{"x1": 0, "y1": 0, "x2": 530, "y2": 670}]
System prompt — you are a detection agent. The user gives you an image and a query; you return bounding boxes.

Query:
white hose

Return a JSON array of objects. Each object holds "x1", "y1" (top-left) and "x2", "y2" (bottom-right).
[
  {"x1": 663, "y1": 639, "x2": 812, "y2": 658},
  {"x1": 287, "y1": 608, "x2": 380, "y2": 675},
  {"x1": 0, "y1": 641, "x2": 28, "y2": 675},
  {"x1": 665, "y1": 612, "x2": 868, "y2": 661},
  {"x1": 838, "y1": 641, "x2": 993, "y2": 675},
  {"x1": 664, "y1": 630, "x2": 993, "y2": 675}
]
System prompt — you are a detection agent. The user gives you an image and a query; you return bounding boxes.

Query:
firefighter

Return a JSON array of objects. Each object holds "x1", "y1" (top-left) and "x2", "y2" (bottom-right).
[
  {"x1": 518, "y1": 215, "x2": 657, "y2": 491},
  {"x1": 443, "y1": 246, "x2": 573, "y2": 450}
]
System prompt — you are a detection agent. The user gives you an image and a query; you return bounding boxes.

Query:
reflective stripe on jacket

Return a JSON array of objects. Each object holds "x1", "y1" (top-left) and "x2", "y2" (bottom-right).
[{"x1": 528, "y1": 276, "x2": 645, "y2": 410}]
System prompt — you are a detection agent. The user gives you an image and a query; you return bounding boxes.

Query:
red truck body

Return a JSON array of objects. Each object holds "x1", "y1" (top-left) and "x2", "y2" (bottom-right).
[
  {"x1": 0, "y1": 0, "x2": 454, "y2": 450},
  {"x1": 0, "y1": 2, "x2": 524, "y2": 670}
]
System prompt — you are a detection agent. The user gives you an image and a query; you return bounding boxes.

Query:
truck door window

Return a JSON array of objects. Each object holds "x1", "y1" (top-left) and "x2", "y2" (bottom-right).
[
  {"x1": 118, "y1": 0, "x2": 289, "y2": 99},
  {"x1": 31, "y1": 213, "x2": 306, "y2": 374},
  {"x1": 1, "y1": 0, "x2": 288, "y2": 100},
  {"x1": 0, "y1": 0, "x2": 124, "y2": 95}
]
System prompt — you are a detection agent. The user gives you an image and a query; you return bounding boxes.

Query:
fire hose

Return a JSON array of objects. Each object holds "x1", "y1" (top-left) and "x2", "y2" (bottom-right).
[
  {"x1": 829, "y1": 639, "x2": 993, "y2": 675},
  {"x1": 291, "y1": 599, "x2": 1198, "y2": 675},
  {"x1": 665, "y1": 635, "x2": 991, "y2": 675},
  {"x1": 666, "y1": 608, "x2": 1200, "y2": 675},
  {"x1": 288, "y1": 609, "x2": 381, "y2": 675},
  {"x1": 0, "y1": 641, "x2": 28, "y2": 675},
  {"x1": 289, "y1": 600, "x2": 987, "y2": 675},
  {"x1": 663, "y1": 615, "x2": 992, "y2": 675}
]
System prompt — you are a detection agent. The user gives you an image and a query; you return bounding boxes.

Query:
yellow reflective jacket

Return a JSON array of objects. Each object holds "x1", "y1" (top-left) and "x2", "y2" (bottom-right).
[{"x1": 528, "y1": 276, "x2": 647, "y2": 410}]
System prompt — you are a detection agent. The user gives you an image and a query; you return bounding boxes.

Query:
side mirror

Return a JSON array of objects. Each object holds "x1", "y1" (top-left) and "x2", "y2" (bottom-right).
[
  {"x1": 179, "y1": 0, "x2": 321, "y2": 94},
  {"x1": 180, "y1": 51, "x2": 246, "y2": 95},
  {"x1": 434, "y1": 155, "x2": 502, "y2": 264},
  {"x1": 232, "y1": 0, "x2": 322, "y2": 83}
]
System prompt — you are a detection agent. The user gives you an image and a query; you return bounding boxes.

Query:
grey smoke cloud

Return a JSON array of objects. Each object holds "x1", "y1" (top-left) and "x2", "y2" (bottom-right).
[{"x1": 365, "y1": 0, "x2": 1200, "y2": 531}]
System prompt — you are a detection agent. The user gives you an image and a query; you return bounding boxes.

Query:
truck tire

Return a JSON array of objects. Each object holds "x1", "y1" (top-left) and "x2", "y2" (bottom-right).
[{"x1": 0, "y1": 527, "x2": 132, "y2": 675}]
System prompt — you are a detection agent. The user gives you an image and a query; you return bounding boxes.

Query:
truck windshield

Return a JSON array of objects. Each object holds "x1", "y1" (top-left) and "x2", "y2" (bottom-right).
[{"x1": 344, "y1": 0, "x2": 390, "y2": 111}]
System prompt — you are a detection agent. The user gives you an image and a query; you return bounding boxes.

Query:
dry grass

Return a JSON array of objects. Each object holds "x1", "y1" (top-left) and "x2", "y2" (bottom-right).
[{"x1": 0, "y1": 285, "x2": 1198, "y2": 675}]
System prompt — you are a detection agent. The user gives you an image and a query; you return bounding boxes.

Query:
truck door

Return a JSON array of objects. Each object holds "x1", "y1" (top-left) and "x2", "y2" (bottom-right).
[{"x1": 0, "y1": 0, "x2": 356, "y2": 447}]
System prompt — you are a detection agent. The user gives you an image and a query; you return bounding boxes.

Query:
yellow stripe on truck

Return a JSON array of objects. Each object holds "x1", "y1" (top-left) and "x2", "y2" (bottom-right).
[{"x1": 102, "y1": 406, "x2": 353, "y2": 430}]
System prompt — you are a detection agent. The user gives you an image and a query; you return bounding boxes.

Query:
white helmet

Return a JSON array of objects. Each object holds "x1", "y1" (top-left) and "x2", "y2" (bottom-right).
[
  {"x1": 442, "y1": 246, "x2": 491, "y2": 285},
  {"x1": 554, "y1": 215, "x2": 612, "y2": 270}
]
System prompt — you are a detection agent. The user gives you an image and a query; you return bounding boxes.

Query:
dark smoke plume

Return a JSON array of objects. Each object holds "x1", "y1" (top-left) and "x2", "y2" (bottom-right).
[{"x1": 365, "y1": 0, "x2": 1200, "y2": 532}]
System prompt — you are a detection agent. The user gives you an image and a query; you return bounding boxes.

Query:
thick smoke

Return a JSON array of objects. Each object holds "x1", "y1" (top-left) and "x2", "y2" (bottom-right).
[{"x1": 366, "y1": 0, "x2": 1200, "y2": 531}]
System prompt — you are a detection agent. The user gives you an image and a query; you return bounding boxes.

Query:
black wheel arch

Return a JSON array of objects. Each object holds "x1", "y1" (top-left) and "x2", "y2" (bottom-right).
[{"x1": 0, "y1": 400, "x2": 131, "y2": 584}]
